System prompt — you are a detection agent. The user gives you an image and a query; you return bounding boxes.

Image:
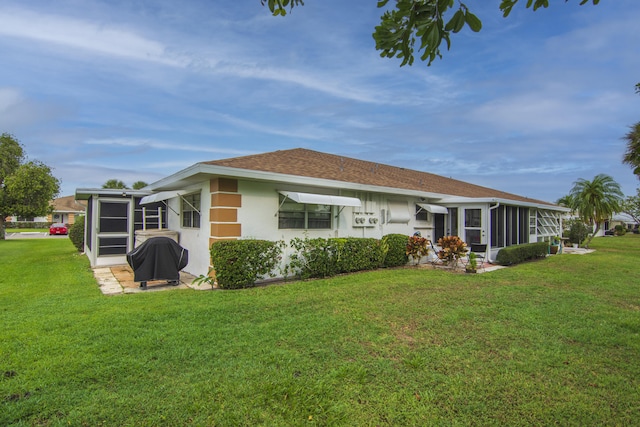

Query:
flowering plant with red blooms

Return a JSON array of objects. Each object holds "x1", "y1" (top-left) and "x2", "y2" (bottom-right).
[{"x1": 437, "y1": 236, "x2": 468, "y2": 267}]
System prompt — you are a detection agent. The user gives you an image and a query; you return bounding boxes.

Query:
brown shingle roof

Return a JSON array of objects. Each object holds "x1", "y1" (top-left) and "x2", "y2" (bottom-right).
[
  {"x1": 203, "y1": 148, "x2": 554, "y2": 206},
  {"x1": 51, "y1": 195, "x2": 87, "y2": 212}
]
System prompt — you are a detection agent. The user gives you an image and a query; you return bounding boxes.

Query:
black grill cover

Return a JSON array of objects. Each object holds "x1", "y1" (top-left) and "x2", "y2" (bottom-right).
[{"x1": 126, "y1": 237, "x2": 188, "y2": 282}]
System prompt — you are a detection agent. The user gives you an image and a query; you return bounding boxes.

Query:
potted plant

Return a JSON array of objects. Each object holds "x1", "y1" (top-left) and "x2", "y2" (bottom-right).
[
  {"x1": 549, "y1": 236, "x2": 561, "y2": 254},
  {"x1": 465, "y1": 252, "x2": 477, "y2": 273}
]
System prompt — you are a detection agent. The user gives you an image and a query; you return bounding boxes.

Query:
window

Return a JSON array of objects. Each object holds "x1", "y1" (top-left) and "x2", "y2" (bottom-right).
[
  {"x1": 465, "y1": 208, "x2": 482, "y2": 245},
  {"x1": 492, "y1": 205, "x2": 530, "y2": 248},
  {"x1": 415, "y1": 205, "x2": 428, "y2": 221},
  {"x1": 134, "y1": 198, "x2": 166, "y2": 230},
  {"x1": 97, "y1": 200, "x2": 129, "y2": 256},
  {"x1": 182, "y1": 193, "x2": 201, "y2": 228},
  {"x1": 465, "y1": 209, "x2": 481, "y2": 228},
  {"x1": 533, "y1": 209, "x2": 560, "y2": 237},
  {"x1": 448, "y1": 208, "x2": 458, "y2": 236},
  {"x1": 99, "y1": 201, "x2": 128, "y2": 233},
  {"x1": 278, "y1": 195, "x2": 331, "y2": 229}
]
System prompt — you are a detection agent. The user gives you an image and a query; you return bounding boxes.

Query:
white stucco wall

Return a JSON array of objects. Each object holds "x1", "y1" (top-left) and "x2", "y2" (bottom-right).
[{"x1": 163, "y1": 183, "x2": 211, "y2": 277}]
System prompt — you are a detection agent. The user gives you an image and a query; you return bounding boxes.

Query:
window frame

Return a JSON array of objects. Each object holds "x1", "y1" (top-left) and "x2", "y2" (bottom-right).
[
  {"x1": 181, "y1": 192, "x2": 201, "y2": 229},
  {"x1": 415, "y1": 204, "x2": 429, "y2": 222},
  {"x1": 278, "y1": 195, "x2": 332, "y2": 230}
]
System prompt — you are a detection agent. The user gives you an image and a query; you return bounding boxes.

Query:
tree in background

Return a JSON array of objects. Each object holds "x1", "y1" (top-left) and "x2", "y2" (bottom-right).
[
  {"x1": 556, "y1": 194, "x2": 576, "y2": 215},
  {"x1": 102, "y1": 179, "x2": 127, "y2": 189},
  {"x1": 0, "y1": 133, "x2": 60, "y2": 240},
  {"x1": 263, "y1": 0, "x2": 601, "y2": 67},
  {"x1": 102, "y1": 180, "x2": 148, "y2": 190},
  {"x1": 132, "y1": 181, "x2": 148, "y2": 190},
  {"x1": 622, "y1": 122, "x2": 640, "y2": 179},
  {"x1": 621, "y1": 188, "x2": 640, "y2": 225},
  {"x1": 569, "y1": 174, "x2": 623, "y2": 248}
]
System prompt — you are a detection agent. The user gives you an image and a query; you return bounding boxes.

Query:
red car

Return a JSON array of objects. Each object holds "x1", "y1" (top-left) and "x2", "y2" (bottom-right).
[{"x1": 49, "y1": 223, "x2": 68, "y2": 235}]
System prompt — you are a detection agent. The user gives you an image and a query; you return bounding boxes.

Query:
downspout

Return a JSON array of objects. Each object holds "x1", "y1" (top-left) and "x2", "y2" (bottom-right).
[{"x1": 488, "y1": 202, "x2": 501, "y2": 262}]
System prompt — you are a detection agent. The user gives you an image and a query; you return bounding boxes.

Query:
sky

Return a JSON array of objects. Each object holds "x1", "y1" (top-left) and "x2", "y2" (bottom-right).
[{"x1": 1, "y1": 0, "x2": 639, "y2": 203}]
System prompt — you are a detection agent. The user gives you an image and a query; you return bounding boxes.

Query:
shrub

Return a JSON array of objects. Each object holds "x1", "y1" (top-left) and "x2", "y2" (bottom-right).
[
  {"x1": 333, "y1": 237, "x2": 384, "y2": 273},
  {"x1": 466, "y1": 252, "x2": 478, "y2": 272},
  {"x1": 68, "y1": 216, "x2": 85, "y2": 252},
  {"x1": 286, "y1": 236, "x2": 386, "y2": 279},
  {"x1": 210, "y1": 239, "x2": 284, "y2": 289},
  {"x1": 406, "y1": 234, "x2": 429, "y2": 265},
  {"x1": 436, "y1": 236, "x2": 468, "y2": 266},
  {"x1": 381, "y1": 234, "x2": 409, "y2": 267},
  {"x1": 614, "y1": 225, "x2": 626, "y2": 236},
  {"x1": 567, "y1": 220, "x2": 591, "y2": 246},
  {"x1": 286, "y1": 237, "x2": 338, "y2": 279},
  {"x1": 495, "y1": 242, "x2": 548, "y2": 266}
]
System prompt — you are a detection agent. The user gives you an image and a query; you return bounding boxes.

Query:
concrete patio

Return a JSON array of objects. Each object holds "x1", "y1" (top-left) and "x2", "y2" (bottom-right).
[{"x1": 93, "y1": 265, "x2": 205, "y2": 295}]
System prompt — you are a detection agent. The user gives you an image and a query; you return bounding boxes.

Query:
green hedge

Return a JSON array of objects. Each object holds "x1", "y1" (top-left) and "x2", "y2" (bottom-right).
[
  {"x1": 495, "y1": 242, "x2": 549, "y2": 266},
  {"x1": 285, "y1": 237, "x2": 386, "y2": 279},
  {"x1": 210, "y1": 240, "x2": 284, "y2": 289},
  {"x1": 209, "y1": 235, "x2": 410, "y2": 287},
  {"x1": 333, "y1": 237, "x2": 385, "y2": 273},
  {"x1": 381, "y1": 234, "x2": 409, "y2": 267},
  {"x1": 68, "y1": 216, "x2": 85, "y2": 252},
  {"x1": 5, "y1": 222, "x2": 51, "y2": 229}
]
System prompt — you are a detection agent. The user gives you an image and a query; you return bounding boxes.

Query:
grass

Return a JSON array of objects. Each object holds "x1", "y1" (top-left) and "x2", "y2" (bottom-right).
[
  {"x1": 1, "y1": 236, "x2": 639, "y2": 426},
  {"x1": 4, "y1": 229, "x2": 49, "y2": 233}
]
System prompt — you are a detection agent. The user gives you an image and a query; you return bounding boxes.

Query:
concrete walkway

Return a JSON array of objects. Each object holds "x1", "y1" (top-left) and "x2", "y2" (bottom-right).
[{"x1": 560, "y1": 246, "x2": 595, "y2": 255}]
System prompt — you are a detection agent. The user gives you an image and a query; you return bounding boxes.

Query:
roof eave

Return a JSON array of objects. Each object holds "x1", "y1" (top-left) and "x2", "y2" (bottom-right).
[
  {"x1": 75, "y1": 188, "x2": 152, "y2": 200},
  {"x1": 145, "y1": 163, "x2": 563, "y2": 210}
]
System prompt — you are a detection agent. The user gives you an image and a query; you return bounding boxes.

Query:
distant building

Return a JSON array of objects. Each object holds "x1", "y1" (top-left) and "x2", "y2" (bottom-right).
[
  {"x1": 6, "y1": 195, "x2": 86, "y2": 225},
  {"x1": 49, "y1": 195, "x2": 87, "y2": 225}
]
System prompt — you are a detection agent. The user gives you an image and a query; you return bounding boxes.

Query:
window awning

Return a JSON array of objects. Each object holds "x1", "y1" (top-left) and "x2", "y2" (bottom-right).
[
  {"x1": 140, "y1": 191, "x2": 184, "y2": 205},
  {"x1": 416, "y1": 203, "x2": 449, "y2": 214},
  {"x1": 279, "y1": 191, "x2": 361, "y2": 207}
]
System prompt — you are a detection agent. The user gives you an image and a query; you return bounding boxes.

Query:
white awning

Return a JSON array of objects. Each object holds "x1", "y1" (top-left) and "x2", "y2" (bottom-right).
[
  {"x1": 416, "y1": 203, "x2": 449, "y2": 214},
  {"x1": 279, "y1": 191, "x2": 361, "y2": 207},
  {"x1": 140, "y1": 191, "x2": 183, "y2": 205}
]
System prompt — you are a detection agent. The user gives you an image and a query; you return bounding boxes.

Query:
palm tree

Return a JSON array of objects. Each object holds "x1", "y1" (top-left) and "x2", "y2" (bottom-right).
[
  {"x1": 622, "y1": 121, "x2": 640, "y2": 179},
  {"x1": 102, "y1": 179, "x2": 127, "y2": 189},
  {"x1": 556, "y1": 194, "x2": 576, "y2": 215},
  {"x1": 569, "y1": 174, "x2": 624, "y2": 247},
  {"x1": 132, "y1": 181, "x2": 148, "y2": 190}
]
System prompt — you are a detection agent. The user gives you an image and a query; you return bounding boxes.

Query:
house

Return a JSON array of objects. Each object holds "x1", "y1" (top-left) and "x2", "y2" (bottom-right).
[
  {"x1": 606, "y1": 213, "x2": 638, "y2": 234},
  {"x1": 6, "y1": 195, "x2": 87, "y2": 225},
  {"x1": 75, "y1": 148, "x2": 567, "y2": 275},
  {"x1": 49, "y1": 195, "x2": 87, "y2": 225}
]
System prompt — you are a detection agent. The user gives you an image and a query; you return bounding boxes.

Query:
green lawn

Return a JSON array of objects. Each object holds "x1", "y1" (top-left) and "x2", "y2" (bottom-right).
[
  {"x1": 1, "y1": 236, "x2": 639, "y2": 426},
  {"x1": 4, "y1": 229, "x2": 49, "y2": 233}
]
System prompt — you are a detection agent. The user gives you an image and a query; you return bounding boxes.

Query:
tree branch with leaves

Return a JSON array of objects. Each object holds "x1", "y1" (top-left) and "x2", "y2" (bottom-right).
[{"x1": 263, "y1": 0, "x2": 601, "y2": 67}]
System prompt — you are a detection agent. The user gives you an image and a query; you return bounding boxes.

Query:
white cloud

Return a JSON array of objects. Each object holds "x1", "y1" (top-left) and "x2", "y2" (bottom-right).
[
  {"x1": 84, "y1": 137, "x2": 253, "y2": 156},
  {"x1": 0, "y1": 7, "x2": 185, "y2": 67}
]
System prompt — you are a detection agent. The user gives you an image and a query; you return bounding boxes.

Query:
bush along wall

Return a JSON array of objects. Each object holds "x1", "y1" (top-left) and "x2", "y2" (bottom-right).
[
  {"x1": 332, "y1": 237, "x2": 385, "y2": 273},
  {"x1": 211, "y1": 235, "x2": 409, "y2": 288},
  {"x1": 210, "y1": 239, "x2": 284, "y2": 289},
  {"x1": 495, "y1": 241, "x2": 549, "y2": 266},
  {"x1": 285, "y1": 236, "x2": 387, "y2": 280},
  {"x1": 68, "y1": 216, "x2": 85, "y2": 252},
  {"x1": 285, "y1": 237, "x2": 338, "y2": 279},
  {"x1": 381, "y1": 234, "x2": 410, "y2": 267}
]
